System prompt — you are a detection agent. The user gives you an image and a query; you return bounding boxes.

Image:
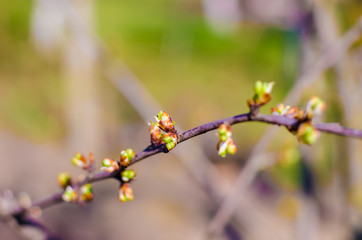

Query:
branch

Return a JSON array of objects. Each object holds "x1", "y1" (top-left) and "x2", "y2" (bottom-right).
[
  {"x1": 14, "y1": 216, "x2": 60, "y2": 240},
  {"x1": 10, "y1": 112, "x2": 362, "y2": 217},
  {"x1": 207, "y1": 15, "x2": 362, "y2": 236}
]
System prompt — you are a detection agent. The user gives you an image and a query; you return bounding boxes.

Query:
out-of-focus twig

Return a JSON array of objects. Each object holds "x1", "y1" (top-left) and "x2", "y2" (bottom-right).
[
  {"x1": 207, "y1": 15, "x2": 362, "y2": 236},
  {"x1": 14, "y1": 216, "x2": 60, "y2": 240}
]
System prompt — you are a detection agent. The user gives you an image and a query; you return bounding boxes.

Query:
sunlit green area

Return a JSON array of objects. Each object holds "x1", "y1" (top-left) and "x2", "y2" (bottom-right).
[{"x1": 0, "y1": 0, "x2": 360, "y2": 176}]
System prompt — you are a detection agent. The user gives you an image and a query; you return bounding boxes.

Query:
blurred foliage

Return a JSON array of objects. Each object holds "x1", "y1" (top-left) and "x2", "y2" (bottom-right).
[
  {"x1": 0, "y1": 0, "x2": 299, "y2": 143},
  {"x1": 268, "y1": 148, "x2": 302, "y2": 191},
  {"x1": 277, "y1": 194, "x2": 300, "y2": 220},
  {"x1": 0, "y1": 0, "x2": 64, "y2": 141}
]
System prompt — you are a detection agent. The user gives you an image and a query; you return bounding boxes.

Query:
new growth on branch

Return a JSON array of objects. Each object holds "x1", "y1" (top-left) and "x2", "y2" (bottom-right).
[{"x1": 9, "y1": 81, "x2": 362, "y2": 226}]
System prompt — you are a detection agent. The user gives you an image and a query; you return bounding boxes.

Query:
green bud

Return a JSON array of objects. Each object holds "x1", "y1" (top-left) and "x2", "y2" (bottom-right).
[
  {"x1": 125, "y1": 149, "x2": 135, "y2": 160},
  {"x1": 164, "y1": 136, "x2": 172, "y2": 143},
  {"x1": 166, "y1": 142, "x2": 175, "y2": 150},
  {"x1": 158, "y1": 111, "x2": 163, "y2": 120},
  {"x1": 254, "y1": 81, "x2": 263, "y2": 95},
  {"x1": 298, "y1": 123, "x2": 319, "y2": 145},
  {"x1": 219, "y1": 128, "x2": 227, "y2": 135},
  {"x1": 57, "y1": 172, "x2": 71, "y2": 188},
  {"x1": 220, "y1": 135, "x2": 228, "y2": 142},
  {"x1": 227, "y1": 144, "x2": 237, "y2": 155},
  {"x1": 62, "y1": 186, "x2": 78, "y2": 202},
  {"x1": 121, "y1": 170, "x2": 136, "y2": 182},
  {"x1": 74, "y1": 152, "x2": 82, "y2": 159},
  {"x1": 80, "y1": 184, "x2": 94, "y2": 202}
]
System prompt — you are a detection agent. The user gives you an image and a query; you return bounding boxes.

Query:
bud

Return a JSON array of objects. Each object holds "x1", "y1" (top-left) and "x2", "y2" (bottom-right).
[
  {"x1": 218, "y1": 138, "x2": 237, "y2": 158},
  {"x1": 119, "y1": 183, "x2": 134, "y2": 202},
  {"x1": 121, "y1": 170, "x2": 136, "y2": 182},
  {"x1": 252, "y1": 81, "x2": 274, "y2": 105},
  {"x1": 120, "y1": 149, "x2": 135, "y2": 167},
  {"x1": 62, "y1": 186, "x2": 78, "y2": 203},
  {"x1": 71, "y1": 152, "x2": 88, "y2": 169},
  {"x1": 149, "y1": 121, "x2": 164, "y2": 145},
  {"x1": 101, "y1": 158, "x2": 119, "y2": 173},
  {"x1": 272, "y1": 104, "x2": 302, "y2": 119},
  {"x1": 226, "y1": 138, "x2": 237, "y2": 155},
  {"x1": 217, "y1": 124, "x2": 237, "y2": 158},
  {"x1": 297, "y1": 123, "x2": 320, "y2": 145},
  {"x1": 163, "y1": 132, "x2": 178, "y2": 151},
  {"x1": 271, "y1": 104, "x2": 288, "y2": 115},
  {"x1": 155, "y1": 111, "x2": 175, "y2": 132},
  {"x1": 218, "y1": 124, "x2": 232, "y2": 142},
  {"x1": 306, "y1": 96, "x2": 326, "y2": 119},
  {"x1": 57, "y1": 172, "x2": 72, "y2": 188},
  {"x1": 254, "y1": 80, "x2": 263, "y2": 95},
  {"x1": 80, "y1": 184, "x2": 94, "y2": 202}
]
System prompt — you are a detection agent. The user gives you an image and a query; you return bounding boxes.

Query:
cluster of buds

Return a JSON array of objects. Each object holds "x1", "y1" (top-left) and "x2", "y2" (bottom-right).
[
  {"x1": 119, "y1": 183, "x2": 134, "y2": 202},
  {"x1": 71, "y1": 152, "x2": 95, "y2": 171},
  {"x1": 58, "y1": 172, "x2": 94, "y2": 203},
  {"x1": 271, "y1": 104, "x2": 301, "y2": 118},
  {"x1": 271, "y1": 97, "x2": 326, "y2": 145},
  {"x1": 271, "y1": 97, "x2": 326, "y2": 120},
  {"x1": 149, "y1": 111, "x2": 178, "y2": 151},
  {"x1": 247, "y1": 81, "x2": 275, "y2": 110},
  {"x1": 100, "y1": 148, "x2": 135, "y2": 170},
  {"x1": 120, "y1": 148, "x2": 135, "y2": 167},
  {"x1": 98, "y1": 149, "x2": 137, "y2": 202},
  {"x1": 217, "y1": 124, "x2": 237, "y2": 158}
]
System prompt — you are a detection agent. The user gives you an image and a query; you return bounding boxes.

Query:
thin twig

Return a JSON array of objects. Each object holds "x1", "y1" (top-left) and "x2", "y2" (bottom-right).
[
  {"x1": 14, "y1": 216, "x2": 60, "y2": 240},
  {"x1": 207, "y1": 15, "x2": 362, "y2": 236},
  {"x1": 10, "y1": 112, "x2": 362, "y2": 217}
]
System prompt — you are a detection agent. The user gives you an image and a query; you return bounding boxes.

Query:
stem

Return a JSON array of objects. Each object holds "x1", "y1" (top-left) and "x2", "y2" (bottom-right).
[{"x1": 9, "y1": 112, "x2": 362, "y2": 217}]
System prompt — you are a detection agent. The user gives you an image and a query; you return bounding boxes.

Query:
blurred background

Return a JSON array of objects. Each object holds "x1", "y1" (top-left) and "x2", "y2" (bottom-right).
[{"x1": 0, "y1": 0, "x2": 361, "y2": 239}]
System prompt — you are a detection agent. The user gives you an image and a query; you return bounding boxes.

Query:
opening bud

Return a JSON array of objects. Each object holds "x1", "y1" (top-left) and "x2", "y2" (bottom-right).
[
  {"x1": 57, "y1": 172, "x2": 72, "y2": 189},
  {"x1": 163, "y1": 132, "x2": 177, "y2": 151},
  {"x1": 121, "y1": 170, "x2": 136, "y2": 182},
  {"x1": 155, "y1": 111, "x2": 175, "y2": 132},
  {"x1": 218, "y1": 124, "x2": 232, "y2": 142},
  {"x1": 297, "y1": 123, "x2": 320, "y2": 145},
  {"x1": 71, "y1": 153, "x2": 88, "y2": 169},
  {"x1": 217, "y1": 138, "x2": 237, "y2": 158},
  {"x1": 120, "y1": 149, "x2": 135, "y2": 167},
  {"x1": 80, "y1": 184, "x2": 94, "y2": 202},
  {"x1": 149, "y1": 121, "x2": 164, "y2": 145},
  {"x1": 62, "y1": 186, "x2": 78, "y2": 203},
  {"x1": 101, "y1": 158, "x2": 119, "y2": 172},
  {"x1": 119, "y1": 183, "x2": 134, "y2": 202},
  {"x1": 248, "y1": 81, "x2": 275, "y2": 108},
  {"x1": 306, "y1": 96, "x2": 326, "y2": 119}
]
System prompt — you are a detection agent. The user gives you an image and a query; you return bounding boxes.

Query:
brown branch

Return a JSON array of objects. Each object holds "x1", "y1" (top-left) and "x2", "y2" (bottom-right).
[
  {"x1": 207, "y1": 15, "x2": 362, "y2": 236},
  {"x1": 14, "y1": 216, "x2": 60, "y2": 240},
  {"x1": 10, "y1": 112, "x2": 362, "y2": 217}
]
